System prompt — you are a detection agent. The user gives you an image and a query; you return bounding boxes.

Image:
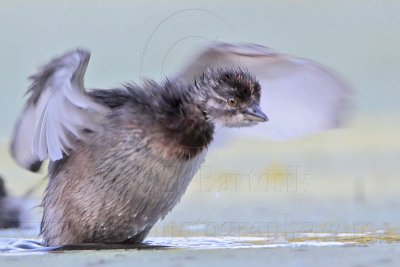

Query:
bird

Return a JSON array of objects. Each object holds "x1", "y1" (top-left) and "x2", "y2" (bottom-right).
[
  {"x1": 10, "y1": 42, "x2": 351, "y2": 246},
  {"x1": 0, "y1": 175, "x2": 20, "y2": 228},
  {"x1": 0, "y1": 175, "x2": 32, "y2": 229},
  {"x1": 0, "y1": 176, "x2": 17, "y2": 229}
]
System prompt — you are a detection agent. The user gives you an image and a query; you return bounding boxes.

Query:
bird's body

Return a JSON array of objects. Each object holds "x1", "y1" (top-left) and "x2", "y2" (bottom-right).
[
  {"x1": 10, "y1": 42, "x2": 351, "y2": 246},
  {"x1": 42, "y1": 83, "x2": 213, "y2": 245}
]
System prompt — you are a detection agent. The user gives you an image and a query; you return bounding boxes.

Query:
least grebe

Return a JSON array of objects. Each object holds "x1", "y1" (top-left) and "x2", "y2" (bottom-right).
[{"x1": 10, "y1": 42, "x2": 350, "y2": 246}]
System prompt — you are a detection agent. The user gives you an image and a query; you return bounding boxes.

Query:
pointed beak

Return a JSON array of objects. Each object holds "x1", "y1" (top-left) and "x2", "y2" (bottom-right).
[{"x1": 243, "y1": 103, "x2": 268, "y2": 122}]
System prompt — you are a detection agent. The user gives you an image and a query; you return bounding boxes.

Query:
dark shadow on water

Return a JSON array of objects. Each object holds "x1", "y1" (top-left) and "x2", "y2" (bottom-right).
[{"x1": 56, "y1": 243, "x2": 169, "y2": 251}]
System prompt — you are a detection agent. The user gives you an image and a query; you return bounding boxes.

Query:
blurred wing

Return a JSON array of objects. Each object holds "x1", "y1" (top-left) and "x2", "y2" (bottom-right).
[
  {"x1": 10, "y1": 50, "x2": 109, "y2": 172},
  {"x1": 176, "y1": 42, "x2": 351, "y2": 141}
]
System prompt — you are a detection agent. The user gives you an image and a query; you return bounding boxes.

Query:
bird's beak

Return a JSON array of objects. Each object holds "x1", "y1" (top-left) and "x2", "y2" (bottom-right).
[{"x1": 243, "y1": 103, "x2": 269, "y2": 122}]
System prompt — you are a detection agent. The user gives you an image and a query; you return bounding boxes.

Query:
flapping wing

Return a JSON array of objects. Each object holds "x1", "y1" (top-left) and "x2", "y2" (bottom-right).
[
  {"x1": 176, "y1": 42, "x2": 351, "y2": 141},
  {"x1": 10, "y1": 50, "x2": 109, "y2": 172}
]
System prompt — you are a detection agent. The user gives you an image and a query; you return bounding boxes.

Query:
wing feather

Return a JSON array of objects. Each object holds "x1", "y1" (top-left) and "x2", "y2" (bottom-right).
[
  {"x1": 176, "y1": 42, "x2": 352, "y2": 141},
  {"x1": 10, "y1": 49, "x2": 109, "y2": 172}
]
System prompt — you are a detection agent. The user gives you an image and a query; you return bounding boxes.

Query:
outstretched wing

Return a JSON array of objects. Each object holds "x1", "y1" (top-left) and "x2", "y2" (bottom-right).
[
  {"x1": 10, "y1": 50, "x2": 109, "y2": 172},
  {"x1": 176, "y1": 42, "x2": 351, "y2": 141}
]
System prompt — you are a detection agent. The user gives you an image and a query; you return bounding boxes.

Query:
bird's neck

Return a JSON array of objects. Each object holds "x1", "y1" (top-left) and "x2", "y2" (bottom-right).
[
  {"x1": 165, "y1": 82, "x2": 215, "y2": 160},
  {"x1": 131, "y1": 80, "x2": 215, "y2": 160}
]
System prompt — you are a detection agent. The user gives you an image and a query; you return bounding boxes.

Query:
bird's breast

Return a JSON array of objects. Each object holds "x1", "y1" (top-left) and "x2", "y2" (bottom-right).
[{"x1": 88, "y1": 139, "x2": 208, "y2": 237}]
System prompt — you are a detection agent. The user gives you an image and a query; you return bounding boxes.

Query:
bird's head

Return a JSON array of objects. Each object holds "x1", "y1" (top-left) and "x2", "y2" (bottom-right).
[{"x1": 198, "y1": 68, "x2": 268, "y2": 127}]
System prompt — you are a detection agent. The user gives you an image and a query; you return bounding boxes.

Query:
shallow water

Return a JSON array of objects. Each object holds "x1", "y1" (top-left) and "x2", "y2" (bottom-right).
[
  {"x1": 1, "y1": 236, "x2": 341, "y2": 254},
  {"x1": 1, "y1": 230, "x2": 399, "y2": 254},
  {"x1": 1, "y1": 233, "x2": 400, "y2": 267}
]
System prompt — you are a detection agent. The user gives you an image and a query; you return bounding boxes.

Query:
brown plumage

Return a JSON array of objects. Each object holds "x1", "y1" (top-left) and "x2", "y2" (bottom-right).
[
  {"x1": 10, "y1": 42, "x2": 350, "y2": 246},
  {"x1": 12, "y1": 50, "x2": 266, "y2": 246}
]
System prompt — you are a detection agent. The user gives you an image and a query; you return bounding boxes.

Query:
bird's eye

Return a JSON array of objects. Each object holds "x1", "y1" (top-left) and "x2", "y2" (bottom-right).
[{"x1": 227, "y1": 98, "x2": 237, "y2": 107}]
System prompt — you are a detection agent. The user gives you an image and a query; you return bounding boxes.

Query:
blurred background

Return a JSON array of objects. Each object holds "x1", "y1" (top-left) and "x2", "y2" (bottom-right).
[{"x1": 0, "y1": 0, "x2": 399, "y2": 244}]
